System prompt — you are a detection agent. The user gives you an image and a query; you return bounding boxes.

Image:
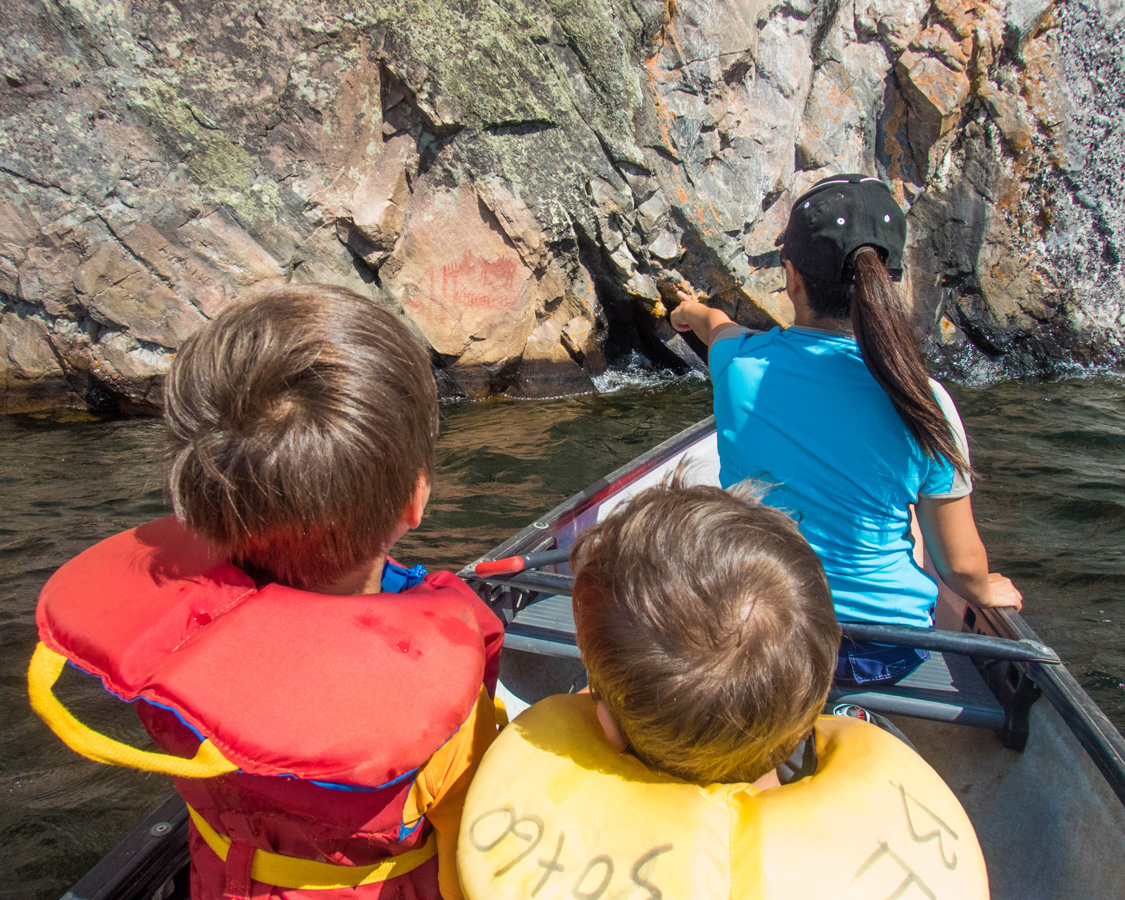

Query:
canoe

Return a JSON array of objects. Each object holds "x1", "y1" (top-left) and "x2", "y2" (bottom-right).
[
  {"x1": 61, "y1": 416, "x2": 1125, "y2": 900},
  {"x1": 464, "y1": 415, "x2": 1125, "y2": 900}
]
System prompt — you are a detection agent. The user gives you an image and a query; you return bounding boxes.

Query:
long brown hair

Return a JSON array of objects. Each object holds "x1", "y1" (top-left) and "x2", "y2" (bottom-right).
[{"x1": 801, "y1": 247, "x2": 971, "y2": 475}]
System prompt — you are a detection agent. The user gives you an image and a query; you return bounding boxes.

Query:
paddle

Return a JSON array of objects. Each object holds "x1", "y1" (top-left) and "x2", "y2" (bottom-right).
[
  {"x1": 473, "y1": 547, "x2": 572, "y2": 577},
  {"x1": 653, "y1": 278, "x2": 709, "y2": 376}
]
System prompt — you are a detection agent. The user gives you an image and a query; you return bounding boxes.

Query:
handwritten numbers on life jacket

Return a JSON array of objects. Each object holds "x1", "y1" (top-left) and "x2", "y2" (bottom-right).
[
  {"x1": 895, "y1": 781, "x2": 959, "y2": 869},
  {"x1": 468, "y1": 806, "x2": 673, "y2": 899},
  {"x1": 848, "y1": 781, "x2": 963, "y2": 899},
  {"x1": 469, "y1": 807, "x2": 544, "y2": 877},
  {"x1": 570, "y1": 853, "x2": 611, "y2": 899},
  {"x1": 850, "y1": 842, "x2": 937, "y2": 900},
  {"x1": 535, "y1": 833, "x2": 567, "y2": 894}
]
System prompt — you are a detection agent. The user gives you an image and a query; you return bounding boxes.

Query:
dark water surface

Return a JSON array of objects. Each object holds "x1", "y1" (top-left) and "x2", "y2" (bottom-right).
[{"x1": 2, "y1": 372, "x2": 1123, "y2": 896}]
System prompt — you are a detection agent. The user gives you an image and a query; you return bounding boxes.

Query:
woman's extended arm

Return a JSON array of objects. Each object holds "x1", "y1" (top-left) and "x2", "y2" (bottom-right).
[
  {"x1": 669, "y1": 291, "x2": 739, "y2": 346},
  {"x1": 916, "y1": 494, "x2": 1023, "y2": 610}
]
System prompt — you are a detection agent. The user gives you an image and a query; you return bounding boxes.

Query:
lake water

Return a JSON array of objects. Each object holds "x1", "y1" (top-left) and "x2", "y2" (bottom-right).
[{"x1": 2, "y1": 367, "x2": 1123, "y2": 897}]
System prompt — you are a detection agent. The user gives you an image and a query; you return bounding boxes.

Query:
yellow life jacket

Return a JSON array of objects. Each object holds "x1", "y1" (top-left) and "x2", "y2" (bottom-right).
[{"x1": 458, "y1": 694, "x2": 988, "y2": 900}]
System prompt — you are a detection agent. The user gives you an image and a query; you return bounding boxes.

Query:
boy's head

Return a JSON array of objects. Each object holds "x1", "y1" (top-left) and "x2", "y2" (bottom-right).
[
  {"x1": 164, "y1": 284, "x2": 438, "y2": 590},
  {"x1": 571, "y1": 477, "x2": 839, "y2": 785}
]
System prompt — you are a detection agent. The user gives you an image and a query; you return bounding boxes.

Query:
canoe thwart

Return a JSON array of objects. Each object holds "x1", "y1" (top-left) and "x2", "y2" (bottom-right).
[{"x1": 841, "y1": 622, "x2": 1060, "y2": 664}]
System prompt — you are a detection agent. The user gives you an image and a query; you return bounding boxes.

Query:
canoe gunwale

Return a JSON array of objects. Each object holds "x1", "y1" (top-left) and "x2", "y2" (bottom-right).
[
  {"x1": 60, "y1": 792, "x2": 188, "y2": 900},
  {"x1": 462, "y1": 416, "x2": 718, "y2": 571},
  {"x1": 975, "y1": 605, "x2": 1125, "y2": 806}
]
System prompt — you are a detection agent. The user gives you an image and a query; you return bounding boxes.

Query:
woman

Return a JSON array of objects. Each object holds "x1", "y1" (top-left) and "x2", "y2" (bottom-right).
[{"x1": 671, "y1": 173, "x2": 1021, "y2": 685}]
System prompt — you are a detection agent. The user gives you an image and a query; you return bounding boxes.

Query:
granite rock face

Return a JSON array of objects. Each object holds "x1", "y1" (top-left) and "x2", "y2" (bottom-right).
[{"x1": 1, "y1": 0, "x2": 1121, "y2": 413}]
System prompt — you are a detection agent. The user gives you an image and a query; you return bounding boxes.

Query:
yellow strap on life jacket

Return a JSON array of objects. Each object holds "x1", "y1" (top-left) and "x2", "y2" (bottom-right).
[
  {"x1": 187, "y1": 805, "x2": 438, "y2": 889},
  {"x1": 27, "y1": 642, "x2": 239, "y2": 779}
]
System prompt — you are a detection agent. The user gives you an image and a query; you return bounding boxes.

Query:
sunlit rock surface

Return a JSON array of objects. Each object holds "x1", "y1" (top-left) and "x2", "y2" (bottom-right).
[{"x1": 1, "y1": 0, "x2": 1121, "y2": 413}]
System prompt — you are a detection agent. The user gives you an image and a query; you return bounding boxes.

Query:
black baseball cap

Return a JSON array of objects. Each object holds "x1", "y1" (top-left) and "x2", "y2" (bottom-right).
[{"x1": 777, "y1": 174, "x2": 906, "y2": 283}]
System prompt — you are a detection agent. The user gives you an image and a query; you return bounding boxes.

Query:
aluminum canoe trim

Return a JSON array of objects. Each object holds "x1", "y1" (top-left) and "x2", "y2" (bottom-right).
[
  {"x1": 976, "y1": 604, "x2": 1125, "y2": 808},
  {"x1": 459, "y1": 417, "x2": 718, "y2": 575}
]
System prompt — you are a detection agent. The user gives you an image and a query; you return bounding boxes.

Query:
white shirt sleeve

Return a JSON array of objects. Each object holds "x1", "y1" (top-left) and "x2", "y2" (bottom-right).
[
  {"x1": 921, "y1": 378, "x2": 972, "y2": 498},
  {"x1": 711, "y1": 323, "x2": 753, "y2": 344}
]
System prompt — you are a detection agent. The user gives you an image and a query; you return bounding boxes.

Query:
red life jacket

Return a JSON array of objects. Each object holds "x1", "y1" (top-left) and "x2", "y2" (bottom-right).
[{"x1": 33, "y1": 516, "x2": 504, "y2": 900}]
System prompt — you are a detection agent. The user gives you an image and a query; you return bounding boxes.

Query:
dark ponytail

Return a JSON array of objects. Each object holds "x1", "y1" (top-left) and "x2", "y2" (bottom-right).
[
  {"x1": 800, "y1": 247, "x2": 970, "y2": 475},
  {"x1": 847, "y1": 248, "x2": 971, "y2": 475}
]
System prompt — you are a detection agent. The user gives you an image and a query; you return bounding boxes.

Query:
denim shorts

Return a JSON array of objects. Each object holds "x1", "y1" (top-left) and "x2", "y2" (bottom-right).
[{"x1": 834, "y1": 636, "x2": 928, "y2": 686}]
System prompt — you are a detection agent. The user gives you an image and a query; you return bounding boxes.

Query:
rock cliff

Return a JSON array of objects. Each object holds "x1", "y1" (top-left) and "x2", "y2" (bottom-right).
[{"x1": 1, "y1": 0, "x2": 1122, "y2": 414}]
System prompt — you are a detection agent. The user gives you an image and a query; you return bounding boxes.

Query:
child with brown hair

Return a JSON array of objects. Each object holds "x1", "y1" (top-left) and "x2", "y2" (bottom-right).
[
  {"x1": 457, "y1": 477, "x2": 988, "y2": 900},
  {"x1": 30, "y1": 285, "x2": 503, "y2": 900}
]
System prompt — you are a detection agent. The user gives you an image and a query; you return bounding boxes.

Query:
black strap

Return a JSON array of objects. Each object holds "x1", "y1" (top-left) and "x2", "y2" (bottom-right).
[{"x1": 776, "y1": 733, "x2": 818, "y2": 785}]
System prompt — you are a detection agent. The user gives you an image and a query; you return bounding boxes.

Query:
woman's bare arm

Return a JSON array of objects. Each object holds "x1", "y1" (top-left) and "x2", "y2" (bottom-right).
[
  {"x1": 668, "y1": 291, "x2": 739, "y2": 346},
  {"x1": 916, "y1": 494, "x2": 1023, "y2": 610}
]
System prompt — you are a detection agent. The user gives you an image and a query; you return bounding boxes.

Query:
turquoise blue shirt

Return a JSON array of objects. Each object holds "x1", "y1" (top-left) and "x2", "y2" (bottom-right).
[{"x1": 709, "y1": 326, "x2": 969, "y2": 627}]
